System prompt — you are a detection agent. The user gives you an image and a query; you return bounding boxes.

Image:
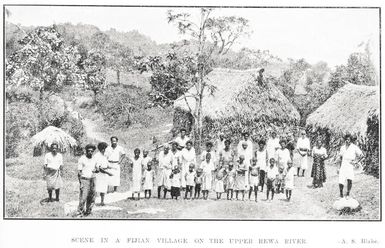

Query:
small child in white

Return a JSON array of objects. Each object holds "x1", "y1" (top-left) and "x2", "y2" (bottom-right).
[
  {"x1": 185, "y1": 163, "x2": 195, "y2": 199},
  {"x1": 285, "y1": 160, "x2": 295, "y2": 201},
  {"x1": 266, "y1": 158, "x2": 279, "y2": 202},
  {"x1": 226, "y1": 162, "x2": 236, "y2": 200},
  {"x1": 143, "y1": 160, "x2": 155, "y2": 199},
  {"x1": 215, "y1": 161, "x2": 227, "y2": 200}
]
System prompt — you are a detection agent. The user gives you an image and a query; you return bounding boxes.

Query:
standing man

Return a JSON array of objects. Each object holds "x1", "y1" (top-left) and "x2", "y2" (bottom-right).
[
  {"x1": 338, "y1": 135, "x2": 363, "y2": 199},
  {"x1": 215, "y1": 132, "x2": 226, "y2": 155},
  {"x1": 174, "y1": 128, "x2": 190, "y2": 150},
  {"x1": 43, "y1": 143, "x2": 63, "y2": 202},
  {"x1": 266, "y1": 131, "x2": 280, "y2": 161},
  {"x1": 77, "y1": 144, "x2": 97, "y2": 216},
  {"x1": 105, "y1": 136, "x2": 126, "y2": 192},
  {"x1": 296, "y1": 130, "x2": 311, "y2": 177},
  {"x1": 157, "y1": 144, "x2": 173, "y2": 198},
  {"x1": 237, "y1": 131, "x2": 253, "y2": 161}
]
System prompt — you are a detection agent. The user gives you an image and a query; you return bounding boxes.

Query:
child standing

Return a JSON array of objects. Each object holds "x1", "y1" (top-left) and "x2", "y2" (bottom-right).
[
  {"x1": 215, "y1": 161, "x2": 227, "y2": 200},
  {"x1": 226, "y1": 162, "x2": 236, "y2": 200},
  {"x1": 143, "y1": 160, "x2": 155, "y2": 199},
  {"x1": 248, "y1": 158, "x2": 259, "y2": 202},
  {"x1": 285, "y1": 161, "x2": 295, "y2": 201},
  {"x1": 266, "y1": 158, "x2": 279, "y2": 202},
  {"x1": 235, "y1": 155, "x2": 249, "y2": 201},
  {"x1": 275, "y1": 167, "x2": 285, "y2": 194},
  {"x1": 170, "y1": 167, "x2": 181, "y2": 200},
  {"x1": 185, "y1": 163, "x2": 195, "y2": 199},
  {"x1": 201, "y1": 153, "x2": 215, "y2": 200},
  {"x1": 129, "y1": 148, "x2": 142, "y2": 200},
  {"x1": 256, "y1": 140, "x2": 268, "y2": 192},
  {"x1": 141, "y1": 149, "x2": 152, "y2": 173},
  {"x1": 194, "y1": 168, "x2": 203, "y2": 199},
  {"x1": 276, "y1": 139, "x2": 291, "y2": 171}
]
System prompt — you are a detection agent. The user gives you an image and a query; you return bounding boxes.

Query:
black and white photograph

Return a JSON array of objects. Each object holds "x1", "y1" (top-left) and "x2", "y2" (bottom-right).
[{"x1": 3, "y1": 5, "x2": 380, "y2": 220}]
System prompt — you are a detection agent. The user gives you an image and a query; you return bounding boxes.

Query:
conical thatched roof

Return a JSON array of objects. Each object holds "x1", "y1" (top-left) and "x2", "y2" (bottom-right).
[
  {"x1": 31, "y1": 126, "x2": 77, "y2": 151},
  {"x1": 174, "y1": 68, "x2": 300, "y2": 123},
  {"x1": 306, "y1": 83, "x2": 379, "y2": 138}
]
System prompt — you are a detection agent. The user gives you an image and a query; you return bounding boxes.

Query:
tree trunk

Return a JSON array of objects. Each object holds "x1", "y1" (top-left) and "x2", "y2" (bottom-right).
[{"x1": 116, "y1": 70, "x2": 120, "y2": 84}]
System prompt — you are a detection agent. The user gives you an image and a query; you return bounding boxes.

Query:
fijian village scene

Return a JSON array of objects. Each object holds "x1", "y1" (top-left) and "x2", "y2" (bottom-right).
[{"x1": 4, "y1": 6, "x2": 380, "y2": 219}]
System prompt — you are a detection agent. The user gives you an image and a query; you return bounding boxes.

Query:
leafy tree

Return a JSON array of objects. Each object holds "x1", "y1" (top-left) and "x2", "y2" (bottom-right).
[
  {"x1": 165, "y1": 8, "x2": 251, "y2": 150},
  {"x1": 107, "y1": 42, "x2": 135, "y2": 84},
  {"x1": 81, "y1": 50, "x2": 107, "y2": 103}
]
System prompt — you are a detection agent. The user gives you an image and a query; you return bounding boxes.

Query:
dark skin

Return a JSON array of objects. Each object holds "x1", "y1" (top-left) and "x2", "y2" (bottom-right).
[
  {"x1": 129, "y1": 150, "x2": 141, "y2": 200},
  {"x1": 110, "y1": 137, "x2": 125, "y2": 192},
  {"x1": 96, "y1": 147, "x2": 112, "y2": 206},
  {"x1": 44, "y1": 144, "x2": 62, "y2": 202}
]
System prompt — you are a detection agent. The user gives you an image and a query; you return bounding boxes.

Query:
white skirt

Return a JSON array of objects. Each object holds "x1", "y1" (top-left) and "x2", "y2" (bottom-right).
[
  {"x1": 95, "y1": 173, "x2": 109, "y2": 193},
  {"x1": 285, "y1": 179, "x2": 294, "y2": 190},
  {"x1": 339, "y1": 162, "x2": 354, "y2": 184},
  {"x1": 297, "y1": 153, "x2": 309, "y2": 170},
  {"x1": 108, "y1": 163, "x2": 121, "y2": 187},
  {"x1": 215, "y1": 180, "x2": 224, "y2": 193},
  {"x1": 249, "y1": 175, "x2": 259, "y2": 187}
]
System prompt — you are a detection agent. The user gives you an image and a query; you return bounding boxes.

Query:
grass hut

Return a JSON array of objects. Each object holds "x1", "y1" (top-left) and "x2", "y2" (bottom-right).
[
  {"x1": 31, "y1": 126, "x2": 78, "y2": 156},
  {"x1": 173, "y1": 68, "x2": 300, "y2": 144},
  {"x1": 306, "y1": 83, "x2": 379, "y2": 177}
]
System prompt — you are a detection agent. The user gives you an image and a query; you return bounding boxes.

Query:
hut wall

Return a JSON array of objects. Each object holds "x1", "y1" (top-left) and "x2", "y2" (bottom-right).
[{"x1": 364, "y1": 114, "x2": 379, "y2": 177}]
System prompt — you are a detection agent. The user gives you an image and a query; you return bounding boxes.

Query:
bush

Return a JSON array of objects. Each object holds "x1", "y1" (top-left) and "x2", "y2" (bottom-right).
[
  {"x1": 96, "y1": 85, "x2": 150, "y2": 128},
  {"x1": 6, "y1": 102, "x2": 39, "y2": 158},
  {"x1": 61, "y1": 115, "x2": 86, "y2": 147}
]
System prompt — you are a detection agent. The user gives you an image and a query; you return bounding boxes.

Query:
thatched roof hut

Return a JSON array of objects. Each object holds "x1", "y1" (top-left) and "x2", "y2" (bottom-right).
[
  {"x1": 306, "y1": 83, "x2": 379, "y2": 140},
  {"x1": 173, "y1": 68, "x2": 300, "y2": 142},
  {"x1": 31, "y1": 126, "x2": 78, "y2": 154},
  {"x1": 306, "y1": 83, "x2": 379, "y2": 177}
]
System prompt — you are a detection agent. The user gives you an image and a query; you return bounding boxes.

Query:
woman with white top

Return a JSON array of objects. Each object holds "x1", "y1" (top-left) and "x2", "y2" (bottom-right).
[
  {"x1": 94, "y1": 142, "x2": 112, "y2": 206},
  {"x1": 43, "y1": 143, "x2": 63, "y2": 202},
  {"x1": 338, "y1": 135, "x2": 364, "y2": 199},
  {"x1": 296, "y1": 130, "x2": 311, "y2": 177}
]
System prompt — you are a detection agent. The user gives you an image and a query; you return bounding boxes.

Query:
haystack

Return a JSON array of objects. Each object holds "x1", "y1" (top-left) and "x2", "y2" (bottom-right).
[
  {"x1": 306, "y1": 83, "x2": 379, "y2": 177},
  {"x1": 31, "y1": 126, "x2": 78, "y2": 154},
  {"x1": 173, "y1": 68, "x2": 300, "y2": 143}
]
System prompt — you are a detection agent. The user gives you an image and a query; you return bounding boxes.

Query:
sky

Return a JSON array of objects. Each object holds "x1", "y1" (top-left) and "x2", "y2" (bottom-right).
[{"x1": 5, "y1": 6, "x2": 380, "y2": 68}]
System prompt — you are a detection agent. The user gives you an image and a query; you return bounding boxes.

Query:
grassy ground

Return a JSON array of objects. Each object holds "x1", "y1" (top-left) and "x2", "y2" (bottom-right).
[{"x1": 5, "y1": 153, "x2": 380, "y2": 219}]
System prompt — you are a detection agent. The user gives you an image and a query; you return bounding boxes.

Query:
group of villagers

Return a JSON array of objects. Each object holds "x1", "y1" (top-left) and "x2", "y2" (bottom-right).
[{"x1": 42, "y1": 128, "x2": 364, "y2": 216}]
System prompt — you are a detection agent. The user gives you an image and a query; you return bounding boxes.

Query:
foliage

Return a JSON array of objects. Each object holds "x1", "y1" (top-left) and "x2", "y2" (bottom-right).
[
  {"x1": 96, "y1": 85, "x2": 150, "y2": 128},
  {"x1": 137, "y1": 51, "x2": 196, "y2": 106},
  {"x1": 61, "y1": 116, "x2": 87, "y2": 146},
  {"x1": 6, "y1": 102, "x2": 40, "y2": 158},
  {"x1": 80, "y1": 50, "x2": 107, "y2": 101},
  {"x1": 6, "y1": 25, "x2": 82, "y2": 99}
]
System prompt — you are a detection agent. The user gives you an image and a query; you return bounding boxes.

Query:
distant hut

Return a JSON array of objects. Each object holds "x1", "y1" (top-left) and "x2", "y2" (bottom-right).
[
  {"x1": 306, "y1": 83, "x2": 379, "y2": 177},
  {"x1": 173, "y1": 68, "x2": 300, "y2": 144},
  {"x1": 31, "y1": 126, "x2": 78, "y2": 156}
]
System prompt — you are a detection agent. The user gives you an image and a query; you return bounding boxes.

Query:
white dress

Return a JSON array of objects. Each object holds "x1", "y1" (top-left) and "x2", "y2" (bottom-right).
[
  {"x1": 131, "y1": 157, "x2": 143, "y2": 192},
  {"x1": 339, "y1": 144, "x2": 363, "y2": 184},
  {"x1": 237, "y1": 139, "x2": 253, "y2": 160},
  {"x1": 105, "y1": 145, "x2": 125, "y2": 187},
  {"x1": 181, "y1": 147, "x2": 196, "y2": 187},
  {"x1": 276, "y1": 148, "x2": 291, "y2": 170},
  {"x1": 94, "y1": 152, "x2": 109, "y2": 194},
  {"x1": 201, "y1": 160, "x2": 215, "y2": 190},
  {"x1": 157, "y1": 151, "x2": 173, "y2": 188},
  {"x1": 296, "y1": 137, "x2": 311, "y2": 170},
  {"x1": 256, "y1": 149, "x2": 268, "y2": 172},
  {"x1": 285, "y1": 167, "x2": 295, "y2": 190},
  {"x1": 143, "y1": 170, "x2": 154, "y2": 190},
  {"x1": 266, "y1": 137, "x2": 280, "y2": 160}
]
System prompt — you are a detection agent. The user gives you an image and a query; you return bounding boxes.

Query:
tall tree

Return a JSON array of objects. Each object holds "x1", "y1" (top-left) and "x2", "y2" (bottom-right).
[{"x1": 167, "y1": 8, "x2": 251, "y2": 150}]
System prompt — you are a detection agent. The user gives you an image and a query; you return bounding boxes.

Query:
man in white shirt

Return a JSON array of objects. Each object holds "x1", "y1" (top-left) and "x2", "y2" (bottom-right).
[
  {"x1": 43, "y1": 143, "x2": 63, "y2": 202},
  {"x1": 174, "y1": 128, "x2": 190, "y2": 150},
  {"x1": 237, "y1": 131, "x2": 253, "y2": 161},
  {"x1": 266, "y1": 131, "x2": 280, "y2": 161},
  {"x1": 296, "y1": 130, "x2": 311, "y2": 177},
  {"x1": 105, "y1": 136, "x2": 126, "y2": 192},
  {"x1": 338, "y1": 135, "x2": 364, "y2": 199},
  {"x1": 157, "y1": 144, "x2": 173, "y2": 198},
  {"x1": 77, "y1": 144, "x2": 97, "y2": 216}
]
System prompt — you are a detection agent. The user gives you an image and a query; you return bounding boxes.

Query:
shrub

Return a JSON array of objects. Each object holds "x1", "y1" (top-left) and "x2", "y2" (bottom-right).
[
  {"x1": 6, "y1": 102, "x2": 39, "y2": 158},
  {"x1": 96, "y1": 85, "x2": 150, "y2": 128}
]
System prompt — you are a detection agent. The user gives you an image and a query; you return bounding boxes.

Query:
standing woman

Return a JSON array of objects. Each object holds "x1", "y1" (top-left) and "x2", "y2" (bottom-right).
[
  {"x1": 338, "y1": 135, "x2": 364, "y2": 199},
  {"x1": 296, "y1": 130, "x2": 311, "y2": 177},
  {"x1": 181, "y1": 140, "x2": 196, "y2": 181},
  {"x1": 94, "y1": 142, "x2": 112, "y2": 206},
  {"x1": 311, "y1": 139, "x2": 328, "y2": 188},
  {"x1": 129, "y1": 148, "x2": 143, "y2": 200},
  {"x1": 43, "y1": 143, "x2": 63, "y2": 202}
]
